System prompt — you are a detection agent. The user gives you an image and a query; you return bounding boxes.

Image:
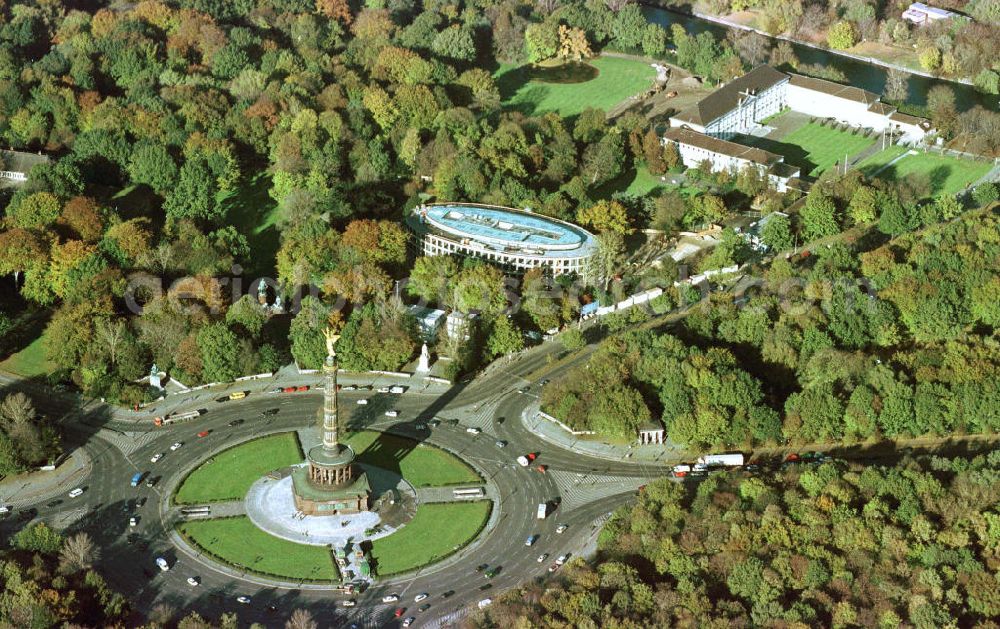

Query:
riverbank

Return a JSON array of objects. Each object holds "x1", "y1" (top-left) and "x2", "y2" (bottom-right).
[{"x1": 644, "y1": 3, "x2": 977, "y2": 89}]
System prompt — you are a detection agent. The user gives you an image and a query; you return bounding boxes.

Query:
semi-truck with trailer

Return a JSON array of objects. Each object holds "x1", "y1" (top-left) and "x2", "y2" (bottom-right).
[
  {"x1": 695, "y1": 453, "x2": 744, "y2": 469},
  {"x1": 537, "y1": 503, "x2": 547, "y2": 519}
]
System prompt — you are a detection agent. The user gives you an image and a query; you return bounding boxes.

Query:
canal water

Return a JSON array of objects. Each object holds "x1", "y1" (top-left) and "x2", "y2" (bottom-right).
[{"x1": 642, "y1": 5, "x2": 998, "y2": 112}]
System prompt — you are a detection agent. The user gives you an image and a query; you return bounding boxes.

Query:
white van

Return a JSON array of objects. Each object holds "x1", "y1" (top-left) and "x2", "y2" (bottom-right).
[{"x1": 68, "y1": 488, "x2": 84, "y2": 498}]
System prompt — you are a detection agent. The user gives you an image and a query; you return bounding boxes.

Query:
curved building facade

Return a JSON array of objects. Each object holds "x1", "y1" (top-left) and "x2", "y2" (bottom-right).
[{"x1": 406, "y1": 203, "x2": 597, "y2": 277}]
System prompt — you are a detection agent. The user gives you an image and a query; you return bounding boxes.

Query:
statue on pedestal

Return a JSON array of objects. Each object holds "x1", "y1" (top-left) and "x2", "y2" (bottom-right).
[
  {"x1": 416, "y1": 343, "x2": 431, "y2": 373},
  {"x1": 149, "y1": 363, "x2": 162, "y2": 390}
]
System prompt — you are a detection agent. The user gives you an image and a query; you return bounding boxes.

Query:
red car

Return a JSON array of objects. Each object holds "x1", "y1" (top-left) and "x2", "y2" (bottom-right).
[
  {"x1": 394, "y1": 608, "x2": 406, "y2": 618},
  {"x1": 197, "y1": 430, "x2": 210, "y2": 438},
  {"x1": 282, "y1": 387, "x2": 296, "y2": 393},
  {"x1": 536, "y1": 465, "x2": 548, "y2": 474},
  {"x1": 296, "y1": 385, "x2": 309, "y2": 392}
]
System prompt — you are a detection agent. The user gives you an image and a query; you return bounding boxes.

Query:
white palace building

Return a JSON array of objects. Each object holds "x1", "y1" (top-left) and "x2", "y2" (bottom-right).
[{"x1": 666, "y1": 65, "x2": 933, "y2": 189}]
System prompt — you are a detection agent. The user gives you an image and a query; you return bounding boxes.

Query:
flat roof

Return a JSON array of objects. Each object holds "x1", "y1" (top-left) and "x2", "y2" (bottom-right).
[
  {"x1": 788, "y1": 73, "x2": 879, "y2": 106},
  {"x1": 408, "y1": 203, "x2": 596, "y2": 259},
  {"x1": 906, "y1": 2, "x2": 955, "y2": 18},
  {"x1": 673, "y1": 65, "x2": 789, "y2": 127},
  {"x1": 665, "y1": 126, "x2": 784, "y2": 167}
]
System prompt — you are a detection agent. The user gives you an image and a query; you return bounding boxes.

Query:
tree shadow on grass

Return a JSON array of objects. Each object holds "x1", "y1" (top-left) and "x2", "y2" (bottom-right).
[
  {"x1": 217, "y1": 173, "x2": 280, "y2": 278},
  {"x1": 926, "y1": 164, "x2": 952, "y2": 196}
]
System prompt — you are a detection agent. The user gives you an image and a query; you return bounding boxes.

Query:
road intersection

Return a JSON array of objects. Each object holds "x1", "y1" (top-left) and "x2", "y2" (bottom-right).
[{"x1": 0, "y1": 350, "x2": 665, "y2": 628}]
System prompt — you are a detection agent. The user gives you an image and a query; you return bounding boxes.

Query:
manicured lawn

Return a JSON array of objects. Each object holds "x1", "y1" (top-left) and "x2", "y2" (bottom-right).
[
  {"x1": 625, "y1": 167, "x2": 669, "y2": 196},
  {"x1": 0, "y1": 333, "x2": 53, "y2": 377},
  {"x1": 174, "y1": 432, "x2": 303, "y2": 504},
  {"x1": 178, "y1": 517, "x2": 338, "y2": 581},
  {"x1": 855, "y1": 145, "x2": 910, "y2": 176},
  {"x1": 779, "y1": 122, "x2": 876, "y2": 176},
  {"x1": 872, "y1": 152, "x2": 992, "y2": 197},
  {"x1": 497, "y1": 56, "x2": 656, "y2": 117},
  {"x1": 345, "y1": 431, "x2": 480, "y2": 487},
  {"x1": 370, "y1": 501, "x2": 491, "y2": 575}
]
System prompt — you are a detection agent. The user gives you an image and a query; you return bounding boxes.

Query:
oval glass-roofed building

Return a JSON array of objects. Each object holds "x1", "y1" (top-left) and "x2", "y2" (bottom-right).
[{"x1": 406, "y1": 203, "x2": 597, "y2": 277}]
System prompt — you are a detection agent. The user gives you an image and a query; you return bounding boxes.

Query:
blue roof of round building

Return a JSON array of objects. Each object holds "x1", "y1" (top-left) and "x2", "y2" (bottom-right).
[{"x1": 408, "y1": 203, "x2": 596, "y2": 259}]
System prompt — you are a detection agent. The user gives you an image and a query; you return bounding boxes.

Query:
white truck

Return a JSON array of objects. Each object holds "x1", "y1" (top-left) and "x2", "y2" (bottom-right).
[
  {"x1": 536, "y1": 503, "x2": 547, "y2": 519},
  {"x1": 696, "y1": 453, "x2": 744, "y2": 468}
]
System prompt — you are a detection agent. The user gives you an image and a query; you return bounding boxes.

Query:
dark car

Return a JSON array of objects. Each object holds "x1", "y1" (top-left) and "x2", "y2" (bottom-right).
[
  {"x1": 418, "y1": 603, "x2": 431, "y2": 612},
  {"x1": 479, "y1": 583, "x2": 492, "y2": 591},
  {"x1": 441, "y1": 590, "x2": 455, "y2": 598},
  {"x1": 136, "y1": 497, "x2": 147, "y2": 507},
  {"x1": 485, "y1": 567, "x2": 501, "y2": 578},
  {"x1": 261, "y1": 408, "x2": 279, "y2": 416},
  {"x1": 227, "y1": 419, "x2": 245, "y2": 427},
  {"x1": 476, "y1": 563, "x2": 489, "y2": 572},
  {"x1": 46, "y1": 499, "x2": 62, "y2": 508},
  {"x1": 145, "y1": 476, "x2": 159, "y2": 488}
]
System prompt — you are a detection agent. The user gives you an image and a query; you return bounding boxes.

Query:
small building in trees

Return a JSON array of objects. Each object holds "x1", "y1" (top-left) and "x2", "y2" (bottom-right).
[
  {"x1": 406, "y1": 305, "x2": 446, "y2": 341},
  {"x1": 638, "y1": 421, "x2": 666, "y2": 445},
  {"x1": 902, "y1": 3, "x2": 958, "y2": 25},
  {"x1": 0, "y1": 150, "x2": 49, "y2": 186}
]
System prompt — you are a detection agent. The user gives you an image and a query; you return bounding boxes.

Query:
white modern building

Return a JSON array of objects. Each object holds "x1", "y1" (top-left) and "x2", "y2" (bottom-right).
[
  {"x1": 902, "y1": 2, "x2": 957, "y2": 24},
  {"x1": 0, "y1": 150, "x2": 49, "y2": 186},
  {"x1": 663, "y1": 126, "x2": 801, "y2": 192},
  {"x1": 406, "y1": 203, "x2": 597, "y2": 278},
  {"x1": 670, "y1": 65, "x2": 789, "y2": 138}
]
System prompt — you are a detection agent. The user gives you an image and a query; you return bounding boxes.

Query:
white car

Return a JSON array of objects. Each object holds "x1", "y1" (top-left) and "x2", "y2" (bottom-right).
[
  {"x1": 236, "y1": 596, "x2": 251, "y2": 604},
  {"x1": 495, "y1": 440, "x2": 507, "y2": 448},
  {"x1": 414, "y1": 593, "x2": 428, "y2": 602},
  {"x1": 342, "y1": 599, "x2": 356, "y2": 607},
  {"x1": 478, "y1": 598, "x2": 492, "y2": 609},
  {"x1": 129, "y1": 516, "x2": 138, "y2": 527},
  {"x1": 0, "y1": 505, "x2": 10, "y2": 514},
  {"x1": 377, "y1": 387, "x2": 390, "y2": 393},
  {"x1": 150, "y1": 453, "x2": 163, "y2": 463},
  {"x1": 382, "y1": 594, "x2": 399, "y2": 603},
  {"x1": 155, "y1": 557, "x2": 169, "y2": 571},
  {"x1": 385, "y1": 410, "x2": 399, "y2": 418},
  {"x1": 556, "y1": 554, "x2": 568, "y2": 565},
  {"x1": 555, "y1": 524, "x2": 568, "y2": 534},
  {"x1": 68, "y1": 488, "x2": 84, "y2": 498},
  {"x1": 187, "y1": 577, "x2": 200, "y2": 586},
  {"x1": 537, "y1": 553, "x2": 549, "y2": 563},
  {"x1": 466, "y1": 427, "x2": 481, "y2": 435},
  {"x1": 342, "y1": 385, "x2": 356, "y2": 391},
  {"x1": 357, "y1": 399, "x2": 368, "y2": 405},
  {"x1": 402, "y1": 618, "x2": 415, "y2": 627},
  {"x1": 170, "y1": 442, "x2": 183, "y2": 451}
]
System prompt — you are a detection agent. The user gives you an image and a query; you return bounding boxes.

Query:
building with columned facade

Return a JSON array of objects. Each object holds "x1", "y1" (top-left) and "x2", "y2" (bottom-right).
[{"x1": 405, "y1": 203, "x2": 597, "y2": 278}]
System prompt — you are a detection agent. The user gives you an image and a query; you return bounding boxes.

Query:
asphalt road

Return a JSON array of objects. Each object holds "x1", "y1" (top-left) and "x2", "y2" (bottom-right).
[{"x1": 0, "y1": 359, "x2": 659, "y2": 629}]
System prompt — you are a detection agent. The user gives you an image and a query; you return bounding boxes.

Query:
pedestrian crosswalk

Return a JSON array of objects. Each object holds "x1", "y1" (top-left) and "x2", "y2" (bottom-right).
[
  {"x1": 99, "y1": 429, "x2": 159, "y2": 456},
  {"x1": 548, "y1": 470, "x2": 653, "y2": 513}
]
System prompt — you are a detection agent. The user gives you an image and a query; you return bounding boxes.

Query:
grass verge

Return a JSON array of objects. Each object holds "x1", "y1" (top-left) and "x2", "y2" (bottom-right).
[
  {"x1": 872, "y1": 151, "x2": 992, "y2": 197},
  {"x1": 370, "y1": 501, "x2": 492, "y2": 576},
  {"x1": 0, "y1": 332, "x2": 53, "y2": 378},
  {"x1": 174, "y1": 432, "x2": 303, "y2": 504},
  {"x1": 177, "y1": 516, "x2": 338, "y2": 581}
]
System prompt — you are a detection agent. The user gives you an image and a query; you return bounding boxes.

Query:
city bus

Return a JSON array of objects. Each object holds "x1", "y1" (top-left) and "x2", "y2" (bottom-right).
[{"x1": 180, "y1": 506, "x2": 212, "y2": 518}]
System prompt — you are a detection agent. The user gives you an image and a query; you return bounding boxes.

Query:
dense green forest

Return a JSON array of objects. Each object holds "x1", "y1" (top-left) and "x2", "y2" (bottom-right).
[
  {"x1": 543, "y1": 203, "x2": 1000, "y2": 447},
  {"x1": 474, "y1": 453, "x2": 1000, "y2": 627}
]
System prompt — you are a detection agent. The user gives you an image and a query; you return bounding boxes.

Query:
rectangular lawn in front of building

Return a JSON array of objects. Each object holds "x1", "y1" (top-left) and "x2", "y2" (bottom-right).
[
  {"x1": 779, "y1": 122, "x2": 876, "y2": 177},
  {"x1": 178, "y1": 516, "x2": 338, "y2": 581},
  {"x1": 370, "y1": 501, "x2": 491, "y2": 575},
  {"x1": 497, "y1": 56, "x2": 656, "y2": 118},
  {"x1": 345, "y1": 431, "x2": 480, "y2": 487},
  {"x1": 174, "y1": 432, "x2": 303, "y2": 504}
]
